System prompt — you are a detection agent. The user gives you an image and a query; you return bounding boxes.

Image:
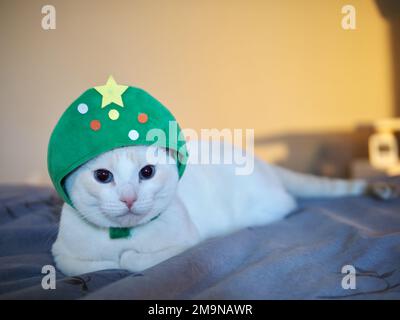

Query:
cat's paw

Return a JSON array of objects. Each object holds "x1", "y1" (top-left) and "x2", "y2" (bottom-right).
[
  {"x1": 119, "y1": 246, "x2": 183, "y2": 272},
  {"x1": 53, "y1": 254, "x2": 120, "y2": 276},
  {"x1": 367, "y1": 181, "x2": 400, "y2": 200},
  {"x1": 119, "y1": 250, "x2": 151, "y2": 273}
]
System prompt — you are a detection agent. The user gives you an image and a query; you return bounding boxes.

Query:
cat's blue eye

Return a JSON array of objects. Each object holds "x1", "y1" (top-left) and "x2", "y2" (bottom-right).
[
  {"x1": 94, "y1": 169, "x2": 113, "y2": 183},
  {"x1": 139, "y1": 165, "x2": 155, "y2": 180}
]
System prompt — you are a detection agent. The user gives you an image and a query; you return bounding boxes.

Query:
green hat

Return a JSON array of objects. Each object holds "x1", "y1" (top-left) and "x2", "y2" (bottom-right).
[{"x1": 48, "y1": 76, "x2": 188, "y2": 206}]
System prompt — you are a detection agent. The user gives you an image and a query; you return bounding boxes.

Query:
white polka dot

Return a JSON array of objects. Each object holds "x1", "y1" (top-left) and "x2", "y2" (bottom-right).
[
  {"x1": 128, "y1": 129, "x2": 139, "y2": 141},
  {"x1": 77, "y1": 103, "x2": 88, "y2": 114}
]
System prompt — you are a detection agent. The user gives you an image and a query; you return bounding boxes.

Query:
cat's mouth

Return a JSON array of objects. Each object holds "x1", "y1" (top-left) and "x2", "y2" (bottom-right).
[
  {"x1": 115, "y1": 211, "x2": 142, "y2": 218},
  {"x1": 104, "y1": 210, "x2": 147, "y2": 227}
]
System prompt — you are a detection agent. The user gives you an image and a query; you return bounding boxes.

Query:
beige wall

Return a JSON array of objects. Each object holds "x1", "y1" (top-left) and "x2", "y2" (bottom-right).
[{"x1": 0, "y1": 0, "x2": 395, "y2": 184}]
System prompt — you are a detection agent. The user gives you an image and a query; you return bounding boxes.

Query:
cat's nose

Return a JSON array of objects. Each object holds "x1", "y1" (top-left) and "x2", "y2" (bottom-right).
[{"x1": 120, "y1": 197, "x2": 136, "y2": 210}]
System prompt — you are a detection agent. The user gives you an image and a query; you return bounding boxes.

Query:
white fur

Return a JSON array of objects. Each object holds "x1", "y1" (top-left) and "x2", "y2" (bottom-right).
[{"x1": 52, "y1": 141, "x2": 367, "y2": 275}]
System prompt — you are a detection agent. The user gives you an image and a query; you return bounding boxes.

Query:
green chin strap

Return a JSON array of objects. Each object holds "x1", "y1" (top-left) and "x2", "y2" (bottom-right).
[
  {"x1": 109, "y1": 227, "x2": 131, "y2": 239},
  {"x1": 108, "y1": 213, "x2": 161, "y2": 239}
]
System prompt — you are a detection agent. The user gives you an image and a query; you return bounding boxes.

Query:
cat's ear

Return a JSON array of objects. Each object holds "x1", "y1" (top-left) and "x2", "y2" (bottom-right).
[
  {"x1": 164, "y1": 147, "x2": 179, "y2": 162},
  {"x1": 147, "y1": 147, "x2": 178, "y2": 167}
]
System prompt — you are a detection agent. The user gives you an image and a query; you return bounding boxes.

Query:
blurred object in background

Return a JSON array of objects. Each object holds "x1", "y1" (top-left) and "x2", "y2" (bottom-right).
[
  {"x1": 340, "y1": 0, "x2": 400, "y2": 180},
  {"x1": 255, "y1": 125, "x2": 372, "y2": 179},
  {"x1": 366, "y1": 118, "x2": 400, "y2": 176},
  {"x1": 256, "y1": 119, "x2": 400, "y2": 179}
]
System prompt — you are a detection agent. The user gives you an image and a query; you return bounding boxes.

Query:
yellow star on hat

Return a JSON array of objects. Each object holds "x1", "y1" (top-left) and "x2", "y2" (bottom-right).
[{"x1": 94, "y1": 76, "x2": 128, "y2": 108}]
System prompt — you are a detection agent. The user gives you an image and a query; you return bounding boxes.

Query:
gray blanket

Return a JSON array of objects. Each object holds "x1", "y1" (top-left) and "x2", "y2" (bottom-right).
[{"x1": 0, "y1": 182, "x2": 399, "y2": 299}]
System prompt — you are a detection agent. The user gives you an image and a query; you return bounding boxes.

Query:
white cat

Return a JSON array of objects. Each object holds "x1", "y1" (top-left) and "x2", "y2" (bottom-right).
[{"x1": 52, "y1": 141, "x2": 396, "y2": 276}]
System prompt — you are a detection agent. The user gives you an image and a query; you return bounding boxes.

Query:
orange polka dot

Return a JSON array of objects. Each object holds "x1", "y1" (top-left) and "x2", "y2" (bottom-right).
[
  {"x1": 137, "y1": 113, "x2": 148, "y2": 124},
  {"x1": 90, "y1": 120, "x2": 101, "y2": 131}
]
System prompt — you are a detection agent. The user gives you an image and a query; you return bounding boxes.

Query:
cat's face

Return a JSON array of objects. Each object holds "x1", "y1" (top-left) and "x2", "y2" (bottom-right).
[{"x1": 64, "y1": 146, "x2": 179, "y2": 228}]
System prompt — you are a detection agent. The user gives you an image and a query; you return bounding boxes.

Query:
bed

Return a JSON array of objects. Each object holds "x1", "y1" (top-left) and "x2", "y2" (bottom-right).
[{"x1": 0, "y1": 180, "x2": 399, "y2": 300}]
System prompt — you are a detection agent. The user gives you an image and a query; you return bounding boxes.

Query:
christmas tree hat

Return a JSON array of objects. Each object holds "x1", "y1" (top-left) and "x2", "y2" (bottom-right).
[{"x1": 48, "y1": 76, "x2": 188, "y2": 206}]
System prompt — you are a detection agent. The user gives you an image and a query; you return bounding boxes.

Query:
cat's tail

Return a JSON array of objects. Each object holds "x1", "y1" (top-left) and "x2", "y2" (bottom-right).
[{"x1": 272, "y1": 166, "x2": 399, "y2": 200}]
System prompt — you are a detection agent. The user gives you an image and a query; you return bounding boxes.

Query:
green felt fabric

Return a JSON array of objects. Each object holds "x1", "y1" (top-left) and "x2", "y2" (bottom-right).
[
  {"x1": 48, "y1": 86, "x2": 188, "y2": 206},
  {"x1": 109, "y1": 227, "x2": 131, "y2": 239}
]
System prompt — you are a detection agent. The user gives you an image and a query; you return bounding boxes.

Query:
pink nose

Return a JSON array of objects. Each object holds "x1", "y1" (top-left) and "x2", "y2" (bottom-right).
[{"x1": 120, "y1": 197, "x2": 136, "y2": 209}]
